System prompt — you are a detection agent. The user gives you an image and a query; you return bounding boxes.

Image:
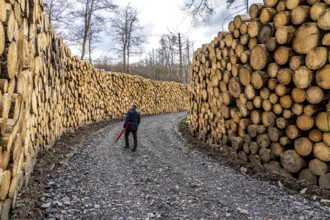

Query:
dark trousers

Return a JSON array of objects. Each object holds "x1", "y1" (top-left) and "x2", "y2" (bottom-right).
[{"x1": 125, "y1": 129, "x2": 137, "y2": 149}]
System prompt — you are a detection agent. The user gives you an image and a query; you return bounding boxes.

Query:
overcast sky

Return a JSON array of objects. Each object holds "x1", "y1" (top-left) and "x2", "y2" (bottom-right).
[{"x1": 76, "y1": 0, "x2": 263, "y2": 62}]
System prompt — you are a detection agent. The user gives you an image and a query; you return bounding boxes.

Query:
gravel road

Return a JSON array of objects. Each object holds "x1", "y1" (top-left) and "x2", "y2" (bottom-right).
[{"x1": 40, "y1": 112, "x2": 330, "y2": 220}]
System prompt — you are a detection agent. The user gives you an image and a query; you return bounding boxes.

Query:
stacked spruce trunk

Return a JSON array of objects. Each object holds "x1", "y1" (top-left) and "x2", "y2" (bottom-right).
[
  {"x1": 0, "y1": 0, "x2": 188, "y2": 218},
  {"x1": 189, "y1": 0, "x2": 330, "y2": 189}
]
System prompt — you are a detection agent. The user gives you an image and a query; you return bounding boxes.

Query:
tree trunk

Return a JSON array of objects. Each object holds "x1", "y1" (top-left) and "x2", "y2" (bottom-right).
[
  {"x1": 305, "y1": 47, "x2": 328, "y2": 70},
  {"x1": 249, "y1": 3, "x2": 263, "y2": 19},
  {"x1": 291, "y1": 5, "x2": 310, "y2": 25},
  {"x1": 316, "y1": 64, "x2": 330, "y2": 89},
  {"x1": 274, "y1": 11, "x2": 291, "y2": 28},
  {"x1": 281, "y1": 150, "x2": 306, "y2": 173},
  {"x1": 299, "y1": 169, "x2": 317, "y2": 185},
  {"x1": 313, "y1": 142, "x2": 330, "y2": 162},
  {"x1": 309, "y1": 158, "x2": 328, "y2": 176},
  {"x1": 274, "y1": 46, "x2": 293, "y2": 65},
  {"x1": 293, "y1": 66, "x2": 313, "y2": 89},
  {"x1": 275, "y1": 26, "x2": 296, "y2": 45},
  {"x1": 294, "y1": 137, "x2": 313, "y2": 156},
  {"x1": 250, "y1": 44, "x2": 271, "y2": 70},
  {"x1": 292, "y1": 22, "x2": 322, "y2": 54},
  {"x1": 258, "y1": 23, "x2": 275, "y2": 43}
]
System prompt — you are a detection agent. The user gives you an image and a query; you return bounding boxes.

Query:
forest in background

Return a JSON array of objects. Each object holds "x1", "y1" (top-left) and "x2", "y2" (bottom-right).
[{"x1": 45, "y1": 0, "x2": 248, "y2": 83}]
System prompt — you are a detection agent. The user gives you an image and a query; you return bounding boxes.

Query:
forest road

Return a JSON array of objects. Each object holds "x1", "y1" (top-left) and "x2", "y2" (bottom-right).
[{"x1": 38, "y1": 112, "x2": 330, "y2": 220}]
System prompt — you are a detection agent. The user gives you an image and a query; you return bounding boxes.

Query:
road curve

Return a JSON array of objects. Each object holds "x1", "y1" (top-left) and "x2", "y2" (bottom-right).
[{"x1": 41, "y1": 112, "x2": 330, "y2": 219}]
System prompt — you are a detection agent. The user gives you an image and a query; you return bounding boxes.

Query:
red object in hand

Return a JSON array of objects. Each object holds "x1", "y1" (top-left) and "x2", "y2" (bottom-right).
[{"x1": 115, "y1": 121, "x2": 131, "y2": 143}]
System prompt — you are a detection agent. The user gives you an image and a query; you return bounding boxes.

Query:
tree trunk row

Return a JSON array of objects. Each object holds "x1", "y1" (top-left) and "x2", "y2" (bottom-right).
[
  {"x1": 0, "y1": 0, "x2": 189, "y2": 218},
  {"x1": 189, "y1": 0, "x2": 330, "y2": 190}
]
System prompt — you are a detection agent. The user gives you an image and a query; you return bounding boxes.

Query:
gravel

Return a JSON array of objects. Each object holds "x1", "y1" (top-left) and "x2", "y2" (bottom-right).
[{"x1": 35, "y1": 112, "x2": 330, "y2": 219}]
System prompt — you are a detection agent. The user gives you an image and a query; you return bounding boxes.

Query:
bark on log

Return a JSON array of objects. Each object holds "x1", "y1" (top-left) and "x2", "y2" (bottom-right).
[
  {"x1": 313, "y1": 142, "x2": 330, "y2": 162},
  {"x1": 293, "y1": 66, "x2": 313, "y2": 89},
  {"x1": 299, "y1": 169, "x2": 317, "y2": 185},
  {"x1": 260, "y1": 8, "x2": 277, "y2": 24},
  {"x1": 4, "y1": 9, "x2": 15, "y2": 42},
  {"x1": 323, "y1": 132, "x2": 330, "y2": 146},
  {"x1": 0, "y1": 170, "x2": 10, "y2": 200},
  {"x1": 319, "y1": 173, "x2": 330, "y2": 189},
  {"x1": 267, "y1": 62, "x2": 280, "y2": 78},
  {"x1": 229, "y1": 77, "x2": 242, "y2": 98},
  {"x1": 249, "y1": 3, "x2": 263, "y2": 19},
  {"x1": 271, "y1": 142, "x2": 285, "y2": 157},
  {"x1": 274, "y1": 11, "x2": 291, "y2": 28},
  {"x1": 289, "y1": 55, "x2": 305, "y2": 70},
  {"x1": 291, "y1": 6, "x2": 310, "y2": 25},
  {"x1": 276, "y1": 117, "x2": 288, "y2": 129},
  {"x1": 315, "y1": 112, "x2": 330, "y2": 132},
  {"x1": 277, "y1": 68, "x2": 292, "y2": 85},
  {"x1": 245, "y1": 84, "x2": 256, "y2": 100},
  {"x1": 309, "y1": 128, "x2": 322, "y2": 142},
  {"x1": 258, "y1": 23, "x2": 275, "y2": 43},
  {"x1": 250, "y1": 44, "x2": 271, "y2": 70},
  {"x1": 274, "y1": 46, "x2": 293, "y2": 65},
  {"x1": 316, "y1": 64, "x2": 330, "y2": 89},
  {"x1": 261, "y1": 111, "x2": 276, "y2": 127},
  {"x1": 306, "y1": 86, "x2": 328, "y2": 104},
  {"x1": 309, "y1": 158, "x2": 328, "y2": 176},
  {"x1": 286, "y1": 0, "x2": 306, "y2": 10},
  {"x1": 251, "y1": 71, "x2": 268, "y2": 89},
  {"x1": 268, "y1": 79, "x2": 278, "y2": 90},
  {"x1": 275, "y1": 26, "x2": 296, "y2": 45},
  {"x1": 264, "y1": 0, "x2": 280, "y2": 8},
  {"x1": 253, "y1": 96, "x2": 263, "y2": 109},
  {"x1": 239, "y1": 65, "x2": 252, "y2": 86},
  {"x1": 291, "y1": 87, "x2": 306, "y2": 103},
  {"x1": 260, "y1": 148, "x2": 272, "y2": 162},
  {"x1": 294, "y1": 137, "x2": 313, "y2": 156},
  {"x1": 305, "y1": 47, "x2": 328, "y2": 70},
  {"x1": 276, "y1": 0, "x2": 287, "y2": 12},
  {"x1": 303, "y1": 104, "x2": 324, "y2": 116},
  {"x1": 248, "y1": 20, "x2": 261, "y2": 38},
  {"x1": 0, "y1": 21, "x2": 4, "y2": 56},
  {"x1": 250, "y1": 141, "x2": 259, "y2": 154},
  {"x1": 0, "y1": 41, "x2": 18, "y2": 79},
  {"x1": 286, "y1": 124, "x2": 303, "y2": 139},
  {"x1": 292, "y1": 103, "x2": 303, "y2": 115},
  {"x1": 280, "y1": 150, "x2": 306, "y2": 173},
  {"x1": 268, "y1": 126, "x2": 282, "y2": 142},
  {"x1": 310, "y1": 3, "x2": 327, "y2": 21},
  {"x1": 240, "y1": 51, "x2": 250, "y2": 64},
  {"x1": 265, "y1": 37, "x2": 278, "y2": 51},
  {"x1": 322, "y1": 33, "x2": 330, "y2": 46},
  {"x1": 248, "y1": 38, "x2": 258, "y2": 50},
  {"x1": 292, "y1": 22, "x2": 322, "y2": 54},
  {"x1": 0, "y1": 0, "x2": 5, "y2": 22},
  {"x1": 280, "y1": 94, "x2": 293, "y2": 109}
]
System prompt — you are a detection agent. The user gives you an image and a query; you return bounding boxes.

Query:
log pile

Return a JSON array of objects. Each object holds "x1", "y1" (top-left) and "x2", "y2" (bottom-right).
[
  {"x1": 0, "y1": 0, "x2": 188, "y2": 218},
  {"x1": 189, "y1": 0, "x2": 330, "y2": 189}
]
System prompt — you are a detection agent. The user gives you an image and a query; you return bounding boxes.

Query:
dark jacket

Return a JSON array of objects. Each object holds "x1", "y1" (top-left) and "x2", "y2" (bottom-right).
[{"x1": 124, "y1": 108, "x2": 141, "y2": 130}]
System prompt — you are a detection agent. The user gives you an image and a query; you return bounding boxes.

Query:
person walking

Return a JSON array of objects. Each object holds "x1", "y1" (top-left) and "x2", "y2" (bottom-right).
[{"x1": 124, "y1": 103, "x2": 141, "y2": 151}]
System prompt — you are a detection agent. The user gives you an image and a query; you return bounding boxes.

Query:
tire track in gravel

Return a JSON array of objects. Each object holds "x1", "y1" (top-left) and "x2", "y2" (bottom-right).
[{"x1": 41, "y1": 112, "x2": 330, "y2": 220}]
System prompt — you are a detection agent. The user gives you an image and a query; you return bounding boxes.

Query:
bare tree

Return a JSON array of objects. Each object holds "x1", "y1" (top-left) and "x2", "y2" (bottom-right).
[
  {"x1": 72, "y1": 0, "x2": 117, "y2": 61},
  {"x1": 44, "y1": 0, "x2": 74, "y2": 37},
  {"x1": 110, "y1": 4, "x2": 145, "y2": 73},
  {"x1": 182, "y1": 0, "x2": 250, "y2": 23}
]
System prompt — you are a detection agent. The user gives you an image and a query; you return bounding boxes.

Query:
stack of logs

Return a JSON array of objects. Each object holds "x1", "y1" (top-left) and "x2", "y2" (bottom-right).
[
  {"x1": 0, "y1": 0, "x2": 188, "y2": 218},
  {"x1": 189, "y1": 0, "x2": 330, "y2": 189}
]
